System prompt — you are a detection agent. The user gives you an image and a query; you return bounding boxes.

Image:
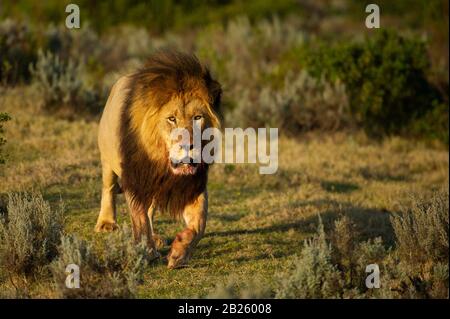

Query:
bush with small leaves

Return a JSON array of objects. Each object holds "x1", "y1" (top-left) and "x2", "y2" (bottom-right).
[
  {"x1": 29, "y1": 50, "x2": 82, "y2": 109},
  {"x1": 389, "y1": 188, "x2": 449, "y2": 298},
  {"x1": 0, "y1": 19, "x2": 37, "y2": 85},
  {"x1": 29, "y1": 50, "x2": 106, "y2": 115},
  {"x1": 0, "y1": 192, "x2": 64, "y2": 276},
  {"x1": 391, "y1": 188, "x2": 449, "y2": 267},
  {"x1": 51, "y1": 225, "x2": 151, "y2": 298},
  {"x1": 301, "y1": 29, "x2": 447, "y2": 142},
  {"x1": 197, "y1": 16, "x2": 304, "y2": 90},
  {"x1": 196, "y1": 16, "x2": 305, "y2": 127},
  {"x1": 330, "y1": 216, "x2": 359, "y2": 285},
  {"x1": 206, "y1": 208, "x2": 449, "y2": 299},
  {"x1": 275, "y1": 219, "x2": 344, "y2": 299},
  {"x1": 231, "y1": 71, "x2": 350, "y2": 133}
]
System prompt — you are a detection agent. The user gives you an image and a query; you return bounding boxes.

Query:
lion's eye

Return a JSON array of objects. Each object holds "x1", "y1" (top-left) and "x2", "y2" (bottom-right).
[
  {"x1": 168, "y1": 116, "x2": 176, "y2": 123},
  {"x1": 193, "y1": 115, "x2": 202, "y2": 121}
]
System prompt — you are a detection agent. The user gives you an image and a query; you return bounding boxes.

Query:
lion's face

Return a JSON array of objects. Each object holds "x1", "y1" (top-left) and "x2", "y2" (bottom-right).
[{"x1": 155, "y1": 96, "x2": 214, "y2": 176}]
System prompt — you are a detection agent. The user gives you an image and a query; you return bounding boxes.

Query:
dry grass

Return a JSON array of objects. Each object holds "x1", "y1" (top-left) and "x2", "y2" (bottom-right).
[{"x1": 0, "y1": 86, "x2": 448, "y2": 298}]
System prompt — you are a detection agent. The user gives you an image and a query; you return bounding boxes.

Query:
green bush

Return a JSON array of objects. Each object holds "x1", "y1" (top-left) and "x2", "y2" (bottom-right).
[
  {"x1": 0, "y1": 112, "x2": 11, "y2": 164},
  {"x1": 0, "y1": 19, "x2": 37, "y2": 85},
  {"x1": 51, "y1": 225, "x2": 152, "y2": 298},
  {"x1": 301, "y1": 29, "x2": 447, "y2": 142},
  {"x1": 0, "y1": 192, "x2": 64, "y2": 276}
]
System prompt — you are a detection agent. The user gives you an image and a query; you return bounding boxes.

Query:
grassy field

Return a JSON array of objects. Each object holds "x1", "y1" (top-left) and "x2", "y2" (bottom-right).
[{"x1": 0, "y1": 87, "x2": 447, "y2": 298}]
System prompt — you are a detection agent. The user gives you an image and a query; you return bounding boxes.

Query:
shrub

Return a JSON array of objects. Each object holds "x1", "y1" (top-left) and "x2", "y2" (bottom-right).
[
  {"x1": 51, "y1": 225, "x2": 151, "y2": 298},
  {"x1": 275, "y1": 219, "x2": 344, "y2": 298},
  {"x1": 215, "y1": 209, "x2": 448, "y2": 299},
  {"x1": 231, "y1": 71, "x2": 350, "y2": 133},
  {"x1": 29, "y1": 50, "x2": 106, "y2": 115},
  {"x1": 330, "y1": 216, "x2": 359, "y2": 285},
  {"x1": 301, "y1": 29, "x2": 447, "y2": 142},
  {"x1": 391, "y1": 188, "x2": 449, "y2": 271},
  {"x1": 29, "y1": 50, "x2": 82, "y2": 108},
  {"x1": 0, "y1": 19, "x2": 37, "y2": 85},
  {"x1": 197, "y1": 16, "x2": 305, "y2": 126},
  {"x1": 409, "y1": 101, "x2": 449, "y2": 145},
  {"x1": 0, "y1": 192, "x2": 64, "y2": 276},
  {"x1": 0, "y1": 112, "x2": 11, "y2": 164}
]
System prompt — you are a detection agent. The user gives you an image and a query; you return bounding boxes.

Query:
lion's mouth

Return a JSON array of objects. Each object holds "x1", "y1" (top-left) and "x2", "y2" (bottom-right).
[{"x1": 170, "y1": 159, "x2": 200, "y2": 175}]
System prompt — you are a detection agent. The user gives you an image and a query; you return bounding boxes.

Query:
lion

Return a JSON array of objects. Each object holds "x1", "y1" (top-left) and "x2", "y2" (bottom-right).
[{"x1": 94, "y1": 50, "x2": 221, "y2": 269}]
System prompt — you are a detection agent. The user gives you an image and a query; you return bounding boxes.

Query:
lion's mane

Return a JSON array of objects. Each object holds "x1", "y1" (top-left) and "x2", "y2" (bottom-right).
[{"x1": 119, "y1": 50, "x2": 221, "y2": 218}]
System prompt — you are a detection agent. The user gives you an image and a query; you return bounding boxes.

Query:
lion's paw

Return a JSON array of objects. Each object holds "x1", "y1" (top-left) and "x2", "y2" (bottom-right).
[{"x1": 94, "y1": 220, "x2": 118, "y2": 233}]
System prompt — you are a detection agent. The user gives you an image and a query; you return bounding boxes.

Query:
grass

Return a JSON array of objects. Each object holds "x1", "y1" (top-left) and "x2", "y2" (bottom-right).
[{"x1": 0, "y1": 86, "x2": 448, "y2": 298}]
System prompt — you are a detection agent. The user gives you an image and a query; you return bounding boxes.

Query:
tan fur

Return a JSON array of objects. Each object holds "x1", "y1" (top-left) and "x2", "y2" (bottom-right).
[{"x1": 95, "y1": 50, "x2": 221, "y2": 268}]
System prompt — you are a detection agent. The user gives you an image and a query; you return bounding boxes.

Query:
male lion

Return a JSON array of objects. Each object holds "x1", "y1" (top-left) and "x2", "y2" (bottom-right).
[{"x1": 95, "y1": 50, "x2": 221, "y2": 269}]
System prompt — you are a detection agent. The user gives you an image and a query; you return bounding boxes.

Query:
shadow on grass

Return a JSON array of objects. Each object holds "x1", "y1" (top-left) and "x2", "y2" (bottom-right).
[
  {"x1": 206, "y1": 202, "x2": 396, "y2": 262},
  {"x1": 359, "y1": 167, "x2": 411, "y2": 182},
  {"x1": 320, "y1": 181, "x2": 360, "y2": 193}
]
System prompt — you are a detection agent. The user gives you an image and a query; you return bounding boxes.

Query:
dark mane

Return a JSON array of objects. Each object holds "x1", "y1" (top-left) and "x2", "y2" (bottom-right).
[{"x1": 119, "y1": 50, "x2": 219, "y2": 218}]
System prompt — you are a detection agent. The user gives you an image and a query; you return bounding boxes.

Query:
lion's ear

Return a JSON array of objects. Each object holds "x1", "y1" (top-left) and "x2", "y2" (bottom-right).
[
  {"x1": 209, "y1": 79, "x2": 222, "y2": 111},
  {"x1": 202, "y1": 66, "x2": 222, "y2": 111},
  {"x1": 205, "y1": 76, "x2": 222, "y2": 129}
]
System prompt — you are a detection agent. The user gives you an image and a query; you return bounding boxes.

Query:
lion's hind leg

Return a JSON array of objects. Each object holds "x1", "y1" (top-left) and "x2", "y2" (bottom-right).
[{"x1": 95, "y1": 163, "x2": 119, "y2": 232}]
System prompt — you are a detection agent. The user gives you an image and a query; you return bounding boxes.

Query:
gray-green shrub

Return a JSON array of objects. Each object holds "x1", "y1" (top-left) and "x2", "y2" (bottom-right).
[
  {"x1": 275, "y1": 220, "x2": 344, "y2": 298},
  {"x1": 29, "y1": 50, "x2": 106, "y2": 115},
  {"x1": 391, "y1": 188, "x2": 449, "y2": 266},
  {"x1": 51, "y1": 225, "x2": 151, "y2": 298},
  {"x1": 0, "y1": 192, "x2": 64, "y2": 276},
  {"x1": 390, "y1": 187, "x2": 449, "y2": 298},
  {"x1": 231, "y1": 71, "x2": 350, "y2": 133},
  {"x1": 30, "y1": 50, "x2": 82, "y2": 108},
  {"x1": 210, "y1": 198, "x2": 449, "y2": 299}
]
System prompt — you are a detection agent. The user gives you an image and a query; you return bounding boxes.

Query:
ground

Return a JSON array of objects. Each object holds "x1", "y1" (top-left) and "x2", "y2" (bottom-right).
[{"x1": 0, "y1": 87, "x2": 448, "y2": 298}]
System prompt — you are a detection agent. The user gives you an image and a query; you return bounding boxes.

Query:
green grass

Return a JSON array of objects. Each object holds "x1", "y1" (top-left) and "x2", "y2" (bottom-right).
[{"x1": 0, "y1": 87, "x2": 448, "y2": 298}]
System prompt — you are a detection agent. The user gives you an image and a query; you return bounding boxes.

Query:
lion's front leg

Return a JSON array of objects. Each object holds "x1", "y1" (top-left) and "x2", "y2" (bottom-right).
[
  {"x1": 95, "y1": 163, "x2": 119, "y2": 232},
  {"x1": 125, "y1": 192, "x2": 160, "y2": 260},
  {"x1": 167, "y1": 191, "x2": 208, "y2": 269}
]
